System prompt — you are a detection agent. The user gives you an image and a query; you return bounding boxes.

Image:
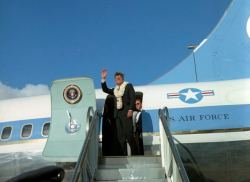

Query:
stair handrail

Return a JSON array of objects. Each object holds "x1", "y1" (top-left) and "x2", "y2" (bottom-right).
[
  {"x1": 159, "y1": 107, "x2": 190, "y2": 182},
  {"x1": 71, "y1": 106, "x2": 99, "y2": 182}
]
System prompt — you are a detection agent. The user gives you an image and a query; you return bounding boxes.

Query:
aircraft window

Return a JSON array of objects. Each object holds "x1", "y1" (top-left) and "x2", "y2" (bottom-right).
[
  {"x1": 21, "y1": 124, "x2": 33, "y2": 138},
  {"x1": 42, "y1": 122, "x2": 50, "y2": 136},
  {"x1": 1, "y1": 126, "x2": 12, "y2": 140}
]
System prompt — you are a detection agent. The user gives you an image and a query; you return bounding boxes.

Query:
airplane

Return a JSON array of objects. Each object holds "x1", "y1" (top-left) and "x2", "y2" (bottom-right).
[{"x1": 1, "y1": 0, "x2": 250, "y2": 181}]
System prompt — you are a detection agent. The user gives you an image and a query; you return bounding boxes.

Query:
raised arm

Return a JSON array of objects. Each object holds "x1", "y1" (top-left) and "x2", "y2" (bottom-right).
[
  {"x1": 101, "y1": 69, "x2": 107, "y2": 80},
  {"x1": 101, "y1": 69, "x2": 114, "y2": 95}
]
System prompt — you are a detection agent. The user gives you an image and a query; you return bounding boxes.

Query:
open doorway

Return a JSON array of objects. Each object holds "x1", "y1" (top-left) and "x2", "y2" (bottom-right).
[
  {"x1": 101, "y1": 95, "x2": 114, "y2": 156},
  {"x1": 101, "y1": 95, "x2": 123, "y2": 156}
]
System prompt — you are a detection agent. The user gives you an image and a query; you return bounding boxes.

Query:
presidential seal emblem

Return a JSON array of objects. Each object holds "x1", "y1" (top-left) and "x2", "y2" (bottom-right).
[{"x1": 63, "y1": 85, "x2": 82, "y2": 104}]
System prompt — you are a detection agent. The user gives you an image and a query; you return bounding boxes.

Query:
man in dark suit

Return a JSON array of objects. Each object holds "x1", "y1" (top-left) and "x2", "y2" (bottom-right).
[
  {"x1": 101, "y1": 69, "x2": 138, "y2": 155},
  {"x1": 134, "y1": 99, "x2": 144, "y2": 155}
]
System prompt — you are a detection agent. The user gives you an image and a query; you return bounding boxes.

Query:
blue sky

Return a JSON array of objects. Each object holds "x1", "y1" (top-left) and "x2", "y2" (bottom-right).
[{"x1": 0, "y1": 0, "x2": 232, "y2": 100}]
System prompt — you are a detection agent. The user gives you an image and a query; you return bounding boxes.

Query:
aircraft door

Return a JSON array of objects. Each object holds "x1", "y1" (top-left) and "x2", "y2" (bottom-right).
[{"x1": 42, "y1": 77, "x2": 97, "y2": 162}]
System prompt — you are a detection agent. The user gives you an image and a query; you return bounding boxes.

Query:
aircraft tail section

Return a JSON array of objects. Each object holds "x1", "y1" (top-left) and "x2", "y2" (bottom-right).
[{"x1": 150, "y1": 0, "x2": 250, "y2": 85}]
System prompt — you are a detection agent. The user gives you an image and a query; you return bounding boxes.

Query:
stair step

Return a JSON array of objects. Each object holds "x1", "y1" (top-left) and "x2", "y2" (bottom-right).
[
  {"x1": 98, "y1": 156, "x2": 161, "y2": 165},
  {"x1": 94, "y1": 168, "x2": 165, "y2": 181},
  {"x1": 98, "y1": 163, "x2": 162, "y2": 169}
]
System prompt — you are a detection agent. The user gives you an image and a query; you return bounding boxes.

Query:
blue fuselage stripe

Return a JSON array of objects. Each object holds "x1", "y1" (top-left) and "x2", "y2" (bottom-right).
[
  {"x1": 1, "y1": 104, "x2": 249, "y2": 143},
  {"x1": 143, "y1": 104, "x2": 250, "y2": 132},
  {"x1": 0, "y1": 118, "x2": 50, "y2": 142}
]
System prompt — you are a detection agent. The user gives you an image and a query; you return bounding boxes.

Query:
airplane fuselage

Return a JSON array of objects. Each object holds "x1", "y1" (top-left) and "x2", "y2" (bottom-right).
[{"x1": 1, "y1": 78, "x2": 250, "y2": 181}]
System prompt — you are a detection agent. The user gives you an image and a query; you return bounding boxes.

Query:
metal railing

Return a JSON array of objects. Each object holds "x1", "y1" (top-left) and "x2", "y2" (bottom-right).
[
  {"x1": 71, "y1": 107, "x2": 99, "y2": 182},
  {"x1": 159, "y1": 107, "x2": 190, "y2": 182}
]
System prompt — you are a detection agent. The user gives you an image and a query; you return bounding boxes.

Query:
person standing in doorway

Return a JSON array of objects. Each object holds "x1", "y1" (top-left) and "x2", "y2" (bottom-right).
[{"x1": 134, "y1": 99, "x2": 144, "y2": 155}]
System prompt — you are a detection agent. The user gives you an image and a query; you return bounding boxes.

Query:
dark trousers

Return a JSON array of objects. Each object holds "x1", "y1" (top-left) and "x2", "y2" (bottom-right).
[
  {"x1": 116, "y1": 114, "x2": 138, "y2": 155},
  {"x1": 135, "y1": 132, "x2": 144, "y2": 155},
  {"x1": 110, "y1": 119, "x2": 124, "y2": 156}
]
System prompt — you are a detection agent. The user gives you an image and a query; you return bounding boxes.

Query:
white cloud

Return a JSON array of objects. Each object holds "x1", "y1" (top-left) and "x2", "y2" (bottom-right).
[{"x1": 0, "y1": 81, "x2": 50, "y2": 100}]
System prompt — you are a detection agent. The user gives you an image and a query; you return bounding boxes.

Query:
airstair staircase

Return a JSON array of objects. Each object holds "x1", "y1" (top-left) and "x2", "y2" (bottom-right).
[
  {"x1": 94, "y1": 156, "x2": 167, "y2": 182},
  {"x1": 70, "y1": 107, "x2": 190, "y2": 182}
]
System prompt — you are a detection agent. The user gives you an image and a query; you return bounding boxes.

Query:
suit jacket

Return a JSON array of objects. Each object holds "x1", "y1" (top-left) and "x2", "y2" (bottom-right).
[
  {"x1": 136, "y1": 111, "x2": 143, "y2": 134},
  {"x1": 101, "y1": 81, "x2": 135, "y2": 118},
  {"x1": 134, "y1": 110, "x2": 144, "y2": 155}
]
